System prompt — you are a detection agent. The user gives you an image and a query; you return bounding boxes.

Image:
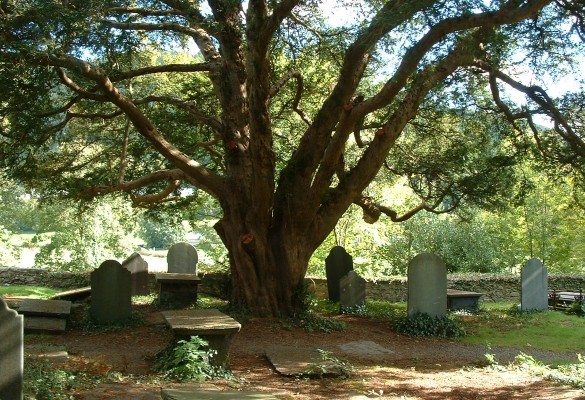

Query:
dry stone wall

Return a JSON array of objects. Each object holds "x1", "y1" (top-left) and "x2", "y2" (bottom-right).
[{"x1": 1, "y1": 267, "x2": 584, "y2": 303}]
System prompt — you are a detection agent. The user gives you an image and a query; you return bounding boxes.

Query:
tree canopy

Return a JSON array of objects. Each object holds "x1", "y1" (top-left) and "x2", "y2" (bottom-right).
[{"x1": 1, "y1": 0, "x2": 585, "y2": 316}]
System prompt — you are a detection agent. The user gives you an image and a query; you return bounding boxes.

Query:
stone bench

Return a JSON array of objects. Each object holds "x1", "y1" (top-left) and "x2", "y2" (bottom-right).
[
  {"x1": 447, "y1": 289, "x2": 483, "y2": 311},
  {"x1": 161, "y1": 308, "x2": 241, "y2": 367},
  {"x1": 156, "y1": 273, "x2": 202, "y2": 307}
]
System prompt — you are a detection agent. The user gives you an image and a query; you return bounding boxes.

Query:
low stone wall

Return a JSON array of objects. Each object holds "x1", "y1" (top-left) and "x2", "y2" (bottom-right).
[{"x1": 1, "y1": 267, "x2": 583, "y2": 304}]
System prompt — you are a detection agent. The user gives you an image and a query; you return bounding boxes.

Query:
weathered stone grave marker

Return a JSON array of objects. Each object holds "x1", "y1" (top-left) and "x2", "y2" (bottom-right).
[
  {"x1": 407, "y1": 252, "x2": 447, "y2": 317},
  {"x1": 0, "y1": 296, "x2": 23, "y2": 400},
  {"x1": 325, "y1": 246, "x2": 353, "y2": 302},
  {"x1": 18, "y1": 298, "x2": 71, "y2": 334},
  {"x1": 339, "y1": 270, "x2": 366, "y2": 311},
  {"x1": 521, "y1": 258, "x2": 548, "y2": 311},
  {"x1": 90, "y1": 260, "x2": 132, "y2": 324},
  {"x1": 122, "y1": 252, "x2": 150, "y2": 296},
  {"x1": 167, "y1": 242, "x2": 198, "y2": 274}
]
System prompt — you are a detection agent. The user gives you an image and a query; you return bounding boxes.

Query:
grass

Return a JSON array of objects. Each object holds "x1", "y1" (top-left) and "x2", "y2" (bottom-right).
[
  {"x1": 0, "y1": 285, "x2": 60, "y2": 299},
  {"x1": 461, "y1": 302, "x2": 585, "y2": 354}
]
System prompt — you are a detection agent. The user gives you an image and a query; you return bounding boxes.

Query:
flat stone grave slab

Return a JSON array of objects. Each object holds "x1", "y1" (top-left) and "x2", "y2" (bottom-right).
[
  {"x1": 50, "y1": 286, "x2": 91, "y2": 301},
  {"x1": 161, "y1": 387, "x2": 278, "y2": 400},
  {"x1": 337, "y1": 340, "x2": 394, "y2": 361},
  {"x1": 447, "y1": 289, "x2": 483, "y2": 311},
  {"x1": 161, "y1": 309, "x2": 241, "y2": 367},
  {"x1": 24, "y1": 317, "x2": 67, "y2": 333},
  {"x1": 26, "y1": 345, "x2": 69, "y2": 364},
  {"x1": 265, "y1": 345, "x2": 346, "y2": 377},
  {"x1": 18, "y1": 298, "x2": 72, "y2": 318}
]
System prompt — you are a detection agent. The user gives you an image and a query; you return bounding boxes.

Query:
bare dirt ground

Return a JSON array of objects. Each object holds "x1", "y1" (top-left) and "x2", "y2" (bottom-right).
[{"x1": 24, "y1": 303, "x2": 585, "y2": 400}]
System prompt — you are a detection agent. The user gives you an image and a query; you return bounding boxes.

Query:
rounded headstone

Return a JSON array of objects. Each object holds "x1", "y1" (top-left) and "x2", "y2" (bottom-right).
[{"x1": 167, "y1": 242, "x2": 198, "y2": 274}]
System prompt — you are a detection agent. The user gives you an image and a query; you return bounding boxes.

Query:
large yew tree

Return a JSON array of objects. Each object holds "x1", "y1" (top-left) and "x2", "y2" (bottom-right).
[{"x1": 1, "y1": 0, "x2": 584, "y2": 316}]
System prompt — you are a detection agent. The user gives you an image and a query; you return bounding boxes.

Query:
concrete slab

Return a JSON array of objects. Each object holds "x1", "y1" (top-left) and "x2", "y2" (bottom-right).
[
  {"x1": 24, "y1": 316, "x2": 66, "y2": 333},
  {"x1": 18, "y1": 298, "x2": 71, "y2": 318},
  {"x1": 161, "y1": 386, "x2": 277, "y2": 399},
  {"x1": 161, "y1": 309, "x2": 241, "y2": 336},
  {"x1": 265, "y1": 346, "x2": 345, "y2": 377},
  {"x1": 337, "y1": 340, "x2": 394, "y2": 360}
]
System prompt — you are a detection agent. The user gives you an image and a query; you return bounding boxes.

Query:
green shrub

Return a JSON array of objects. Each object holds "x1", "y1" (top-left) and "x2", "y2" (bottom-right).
[
  {"x1": 23, "y1": 357, "x2": 101, "y2": 399},
  {"x1": 283, "y1": 312, "x2": 346, "y2": 333},
  {"x1": 154, "y1": 336, "x2": 225, "y2": 382},
  {"x1": 393, "y1": 312, "x2": 466, "y2": 338}
]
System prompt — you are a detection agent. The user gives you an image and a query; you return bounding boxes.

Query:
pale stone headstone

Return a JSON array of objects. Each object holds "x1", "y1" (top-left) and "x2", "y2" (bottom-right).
[
  {"x1": 407, "y1": 253, "x2": 447, "y2": 317},
  {"x1": 122, "y1": 252, "x2": 150, "y2": 296},
  {"x1": 167, "y1": 242, "x2": 198, "y2": 274},
  {"x1": 339, "y1": 270, "x2": 366, "y2": 311},
  {"x1": 521, "y1": 258, "x2": 548, "y2": 311},
  {"x1": 90, "y1": 260, "x2": 132, "y2": 324},
  {"x1": 325, "y1": 246, "x2": 353, "y2": 302},
  {"x1": 0, "y1": 296, "x2": 23, "y2": 400}
]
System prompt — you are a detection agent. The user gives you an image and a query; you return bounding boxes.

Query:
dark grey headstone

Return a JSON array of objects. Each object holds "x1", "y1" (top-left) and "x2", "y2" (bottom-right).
[
  {"x1": 90, "y1": 260, "x2": 132, "y2": 324},
  {"x1": 521, "y1": 258, "x2": 548, "y2": 311},
  {"x1": 325, "y1": 246, "x2": 353, "y2": 302},
  {"x1": 339, "y1": 270, "x2": 366, "y2": 310},
  {"x1": 407, "y1": 253, "x2": 447, "y2": 317},
  {"x1": 0, "y1": 296, "x2": 23, "y2": 400},
  {"x1": 167, "y1": 242, "x2": 198, "y2": 274},
  {"x1": 122, "y1": 252, "x2": 150, "y2": 296}
]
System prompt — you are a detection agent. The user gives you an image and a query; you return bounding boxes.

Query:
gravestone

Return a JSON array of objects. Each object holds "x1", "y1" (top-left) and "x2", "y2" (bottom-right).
[
  {"x1": 325, "y1": 246, "x2": 353, "y2": 302},
  {"x1": 167, "y1": 242, "x2": 198, "y2": 274},
  {"x1": 339, "y1": 270, "x2": 366, "y2": 311},
  {"x1": 90, "y1": 260, "x2": 132, "y2": 324},
  {"x1": 521, "y1": 258, "x2": 548, "y2": 311},
  {"x1": 0, "y1": 296, "x2": 23, "y2": 400},
  {"x1": 122, "y1": 252, "x2": 150, "y2": 296},
  {"x1": 407, "y1": 252, "x2": 447, "y2": 317}
]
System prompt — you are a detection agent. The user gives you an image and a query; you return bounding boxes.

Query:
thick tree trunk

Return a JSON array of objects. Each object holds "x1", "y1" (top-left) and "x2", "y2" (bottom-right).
[{"x1": 214, "y1": 214, "x2": 312, "y2": 317}]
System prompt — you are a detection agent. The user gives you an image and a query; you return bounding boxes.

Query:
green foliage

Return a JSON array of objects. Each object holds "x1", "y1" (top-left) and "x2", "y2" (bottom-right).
[
  {"x1": 463, "y1": 303, "x2": 585, "y2": 353},
  {"x1": 283, "y1": 311, "x2": 346, "y2": 333},
  {"x1": 566, "y1": 298, "x2": 585, "y2": 317},
  {"x1": 33, "y1": 197, "x2": 138, "y2": 271},
  {"x1": 154, "y1": 336, "x2": 227, "y2": 382},
  {"x1": 137, "y1": 213, "x2": 186, "y2": 249},
  {"x1": 0, "y1": 225, "x2": 19, "y2": 266},
  {"x1": 512, "y1": 353, "x2": 585, "y2": 390},
  {"x1": 302, "y1": 349, "x2": 354, "y2": 379},
  {"x1": 393, "y1": 312, "x2": 466, "y2": 338},
  {"x1": 0, "y1": 285, "x2": 59, "y2": 299},
  {"x1": 23, "y1": 357, "x2": 102, "y2": 399}
]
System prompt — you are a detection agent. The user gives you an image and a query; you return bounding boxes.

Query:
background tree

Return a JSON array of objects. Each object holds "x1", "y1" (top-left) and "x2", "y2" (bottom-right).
[{"x1": 1, "y1": 0, "x2": 585, "y2": 316}]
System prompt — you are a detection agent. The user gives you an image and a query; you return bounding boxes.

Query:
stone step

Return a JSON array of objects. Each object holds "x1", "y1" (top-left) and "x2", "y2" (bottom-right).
[
  {"x1": 161, "y1": 387, "x2": 278, "y2": 400},
  {"x1": 24, "y1": 316, "x2": 67, "y2": 334},
  {"x1": 18, "y1": 298, "x2": 71, "y2": 318}
]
